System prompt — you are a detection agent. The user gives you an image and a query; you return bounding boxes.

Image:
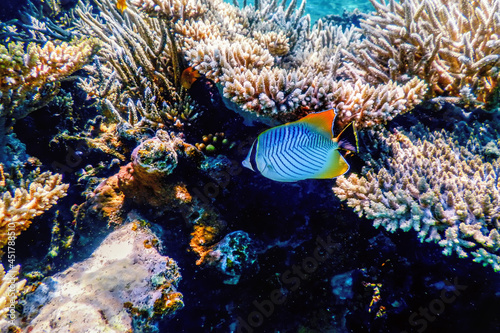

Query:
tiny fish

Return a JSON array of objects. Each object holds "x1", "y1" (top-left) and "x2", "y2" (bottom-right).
[
  {"x1": 181, "y1": 66, "x2": 226, "y2": 114},
  {"x1": 116, "y1": 0, "x2": 127, "y2": 13},
  {"x1": 242, "y1": 109, "x2": 358, "y2": 182},
  {"x1": 181, "y1": 66, "x2": 201, "y2": 89}
]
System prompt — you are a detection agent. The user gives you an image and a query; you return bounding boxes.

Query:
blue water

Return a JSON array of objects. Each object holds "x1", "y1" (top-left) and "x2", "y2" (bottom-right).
[{"x1": 307, "y1": 0, "x2": 373, "y2": 21}]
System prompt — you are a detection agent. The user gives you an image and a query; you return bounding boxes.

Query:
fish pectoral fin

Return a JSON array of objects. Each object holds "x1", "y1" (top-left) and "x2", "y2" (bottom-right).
[{"x1": 262, "y1": 163, "x2": 273, "y2": 174}]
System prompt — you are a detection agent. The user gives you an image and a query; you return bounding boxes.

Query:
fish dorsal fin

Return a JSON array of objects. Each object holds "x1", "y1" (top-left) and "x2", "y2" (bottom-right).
[{"x1": 295, "y1": 109, "x2": 336, "y2": 139}]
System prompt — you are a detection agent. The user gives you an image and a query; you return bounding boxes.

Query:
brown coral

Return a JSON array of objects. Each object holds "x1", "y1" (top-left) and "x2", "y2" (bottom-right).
[
  {"x1": 0, "y1": 38, "x2": 98, "y2": 119},
  {"x1": 0, "y1": 171, "x2": 68, "y2": 255},
  {"x1": 76, "y1": 131, "x2": 201, "y2": 226}
]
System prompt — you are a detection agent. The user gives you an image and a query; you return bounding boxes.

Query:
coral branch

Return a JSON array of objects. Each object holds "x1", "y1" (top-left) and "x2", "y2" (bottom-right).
[
  {"x1": 333, "y1": 128, "x2": 500, "y2": 271},
  {"x1": 0, "y1": 171, "x2": 69, "y2": 256}
]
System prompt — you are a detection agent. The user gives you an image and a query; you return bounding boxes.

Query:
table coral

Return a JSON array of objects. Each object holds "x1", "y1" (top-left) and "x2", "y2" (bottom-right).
[
  {"x1": 333, "y1": 128, "x2": 500, "y2": 271},
  {"x1": 0, "y1": 170, "x2": 69, "y2": 256},
  {"x1": 344, "y1": 0, "x2": 500, "y2": 105},
  {"x1": 20, "y1": 220, "x2": 183, "y2": 332}
]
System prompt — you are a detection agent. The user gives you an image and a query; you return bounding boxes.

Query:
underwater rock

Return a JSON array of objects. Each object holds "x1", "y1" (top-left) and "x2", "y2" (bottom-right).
[
  {"x1": 74, "y1": 130, "x2": 201, "y2": 226},
  {"x1": 205, "y1": 230, "x2": 257, "y2": 285},
  {"x1": 21, "y1": 219, "x2": 183, "y2": 333},
  {"x1": 131, "y1": 136, "x2": 178, "y2": 185},
  {"x1": 331, "y1": 270, "x2": 355, "y2": 300}
]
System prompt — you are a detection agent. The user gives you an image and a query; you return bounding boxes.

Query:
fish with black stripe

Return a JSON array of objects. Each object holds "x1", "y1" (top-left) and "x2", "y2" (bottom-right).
[{"x1": 242, "y1": 109, "x2": 358, "y2": 182}]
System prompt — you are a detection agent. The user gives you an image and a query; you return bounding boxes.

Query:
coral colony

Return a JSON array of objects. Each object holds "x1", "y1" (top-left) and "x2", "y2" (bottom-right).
[{"x1": 0, "y1": 0, "x2": 499, "y2": 331}]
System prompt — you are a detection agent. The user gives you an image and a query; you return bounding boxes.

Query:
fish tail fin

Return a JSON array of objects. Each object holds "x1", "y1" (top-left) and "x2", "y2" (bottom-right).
[
  {"x1": 317, "y1": 150, "x2": 350, "y2": 179},
  {"x1": 335, "y1": 122, "x2": 358, "y2": 154}
]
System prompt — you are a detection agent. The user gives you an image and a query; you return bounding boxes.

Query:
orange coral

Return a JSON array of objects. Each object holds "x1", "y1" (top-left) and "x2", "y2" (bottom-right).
[
  {"x1": 0, "y1": 38, "x2": 99, "y2": 118},
  {"x1": 190, "y1": 224, "x2": 221, "y2": 265},
  {"x1": 86, "y1": 174, "x2": 126, "y2": 226},
  {"x1": 0, "y1": 171, "x2": 68, "y2": 255}
]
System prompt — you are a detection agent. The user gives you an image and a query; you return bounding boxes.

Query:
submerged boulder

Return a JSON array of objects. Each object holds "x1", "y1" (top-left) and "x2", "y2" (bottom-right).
[{"x1": 22, "y1": 219, "x2": 183, "y2": 333}]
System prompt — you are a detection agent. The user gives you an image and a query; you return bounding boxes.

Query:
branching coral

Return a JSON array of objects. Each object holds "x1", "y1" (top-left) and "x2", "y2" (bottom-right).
[
  {"x1": 75, "y1": 0, "x2": 428, "y2": 129},
  {"x1": 131, "y1": 0, "x2": 207, "y2": 20},
  {"x1": 0, "y1": 170, "x2": 69, "y2": 255},
  {"x1": 75, "y1": 0, "x2": 196, "y2": 130},
  {"x1": 344, "y1": 0, "x2": 500, "y2": 105},
  {"x1": 0, "y1": 38, "x2": 98, "y2": 120},
  {"x1": 0, "y1": 264, "x2": 26, "y2": 321},
  {"x1": 178, "y1": 0, "x2": 427, "y2": 126},
  {"x1": 333, "y1": 128, "x2": 500, "y2": 271}
]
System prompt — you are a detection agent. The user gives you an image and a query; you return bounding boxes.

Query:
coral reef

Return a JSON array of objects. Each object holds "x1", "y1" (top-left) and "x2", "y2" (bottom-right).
[
  {"x1": 344, "y1": 0, "x2": 500, "y2": 105},
  {"x1": 73, "y1": 130, "x2": 197, "y2": 226},
  {"x1": 333, "y1": 126, "x2": 500, "y2": 271},
  {"x1": 2, "y1": 0, "x2": 500, "y2": 331},
  {"x1": 75, "y1": 0, "x2": 427, "y2": 130},
  {"x1": 18, "y1": 219, "x2": 183, "y2": 332},
  {"x1": 75, "y1": 0, "x2": 196, "y2": 130},
  {"x1": 179, "y1": 0, "x2": 427, "y2": 126},
  {"x1": 0, "y1": 169, "x2": 69, "y2": 256},
  {"x1": 73, "y1": 129, "x2": 231, "y2": 268}
]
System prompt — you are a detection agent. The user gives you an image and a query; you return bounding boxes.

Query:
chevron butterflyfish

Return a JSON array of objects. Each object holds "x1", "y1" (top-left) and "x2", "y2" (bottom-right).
[{"x1": 242, "y1": 109, "x2": 358, "y2": 182}]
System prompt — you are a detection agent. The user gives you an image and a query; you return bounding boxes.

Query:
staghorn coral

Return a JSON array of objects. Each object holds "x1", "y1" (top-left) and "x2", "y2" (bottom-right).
[
  {"x1": 131, "y1": 0, "x2": 207, "y2": 20},
  {"x1": 0, "y1": 38, "x2": 99, "y2": 120},
  {"x1": 0, "y1": 170, "x2": 69, "y2": 256},
  {"x1": 0, "y1": 264, "x2": 26, "y2": 321},
  {"x1": 253, "y1": 30, "x2": 290, "y2": 57},
  {"x1": 333, "y1": 128, "x2": 500, "y2": 271},
  {"x1": 222, "y1": 67, "x2": 427, "y2": 126},
  {"x1": 177, "y1": 0, "x2": 427, "y2": 126},
  {"x1": 76, "y1": 0, "x2": 427, "y2": 129},
  {"x1": 344, "y1": 0, "x2": 500, "y2": 105},
  {"x1": 75, "y1": 0, "x2": 197, "y2": 130}
]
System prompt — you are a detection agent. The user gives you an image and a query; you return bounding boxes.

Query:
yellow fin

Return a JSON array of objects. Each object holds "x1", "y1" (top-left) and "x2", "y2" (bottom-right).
[
  {"x1": 116, "y1": 0, "x2": 127, "y2": 13},
  {"x1": 295, "y1": 109, "x2": 336, "y2": 139},
  {"x1": 317, "y1": 150, "x2": 349, "y2": 179}
]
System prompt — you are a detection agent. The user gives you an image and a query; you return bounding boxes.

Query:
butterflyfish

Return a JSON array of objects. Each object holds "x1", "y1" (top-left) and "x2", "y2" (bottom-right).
[
  {"x1": 242, "y1": 109, "x2": 358, "y2": 182},
  {"x1": 116, "y1": 0, "x2": 127, "y2": 13}
]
